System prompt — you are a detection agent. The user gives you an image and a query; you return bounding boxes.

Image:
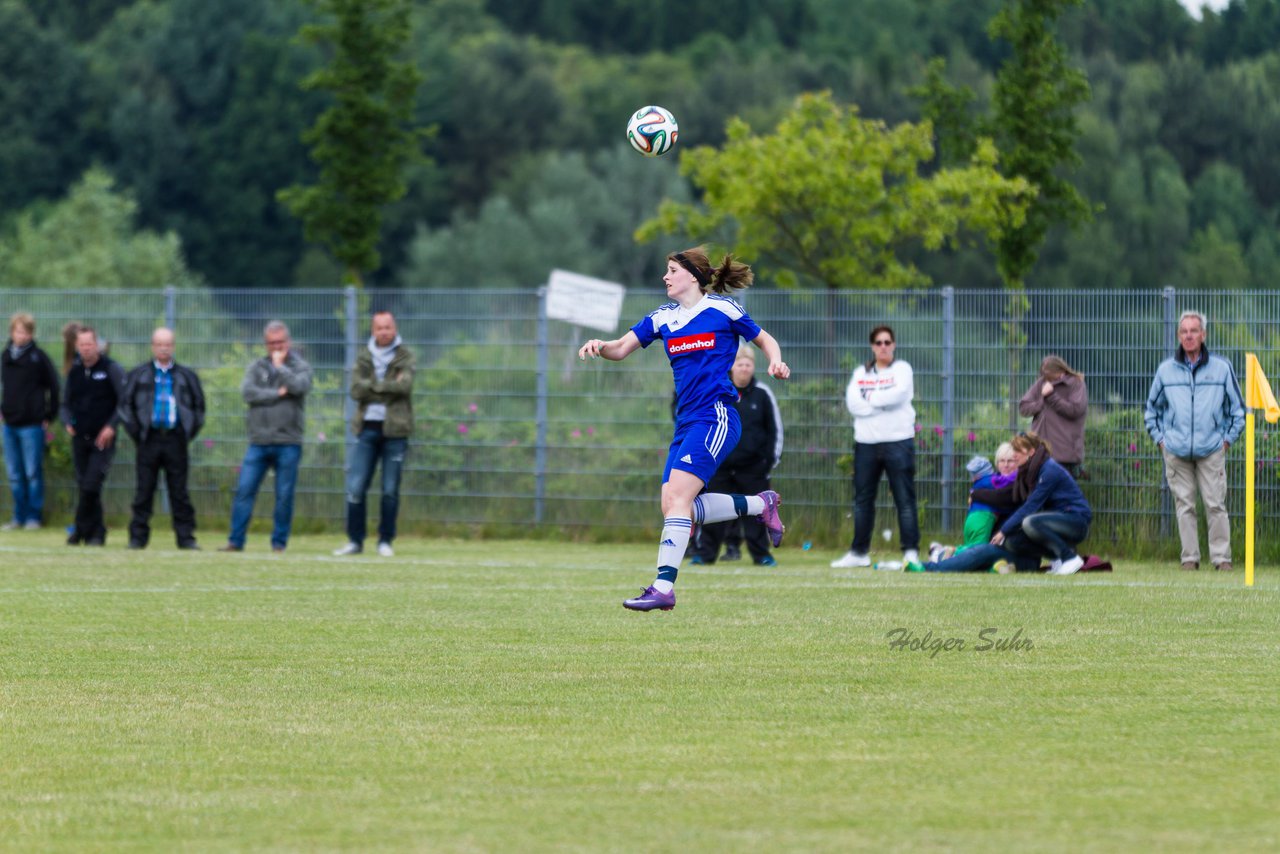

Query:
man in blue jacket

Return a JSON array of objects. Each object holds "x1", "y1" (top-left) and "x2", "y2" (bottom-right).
[{"x1": 1144, "y1": 310, "x2": 1245, "y2": 571}]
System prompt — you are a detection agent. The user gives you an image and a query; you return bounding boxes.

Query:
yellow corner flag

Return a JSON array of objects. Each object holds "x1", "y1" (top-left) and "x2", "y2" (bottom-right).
[
  {"x1": 1243, "y1": 353, "x2": 1280, "y2": 588},
  {"x1": 1246, "y1": 353, "x2": 1280, "y2": 423}
]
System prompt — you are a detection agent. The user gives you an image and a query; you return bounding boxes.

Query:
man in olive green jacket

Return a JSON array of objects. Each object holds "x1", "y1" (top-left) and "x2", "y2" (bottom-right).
[{"x1": 334, "y1": 311, "x2": 415, "y2": 557}]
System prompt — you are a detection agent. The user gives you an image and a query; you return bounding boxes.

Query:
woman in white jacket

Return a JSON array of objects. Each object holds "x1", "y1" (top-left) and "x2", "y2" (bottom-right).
[{"x1": 831, "y1": 326, "x2": 920, "y2": 568}]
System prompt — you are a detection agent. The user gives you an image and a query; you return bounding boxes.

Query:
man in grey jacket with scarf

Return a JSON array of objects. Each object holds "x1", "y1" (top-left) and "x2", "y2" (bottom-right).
[
  {"x1": 1145, "y1": 310, "x2": 1245, "y2": 571},
  {"x1": 334, "y1": 311, "x2": 415, "y2": 557}
]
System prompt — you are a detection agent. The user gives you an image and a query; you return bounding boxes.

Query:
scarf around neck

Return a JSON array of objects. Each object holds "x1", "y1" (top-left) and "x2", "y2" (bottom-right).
[
  {"x1": 368, "y1": 335, "x2": 402, "y2": 381},
  {"x1": 1013, "y1": 446, "x2": 1050, "y2": 503}
]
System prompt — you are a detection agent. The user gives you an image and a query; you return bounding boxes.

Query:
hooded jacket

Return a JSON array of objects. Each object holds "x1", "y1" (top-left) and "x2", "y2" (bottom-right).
[
  {"x1": 241, "y1": 351, "x2": 313, "y2": 445},
  {"x1": 721, "y1": 377, "x2": 783, "y2": 472},
  {"x1": 1144, "y1": 345, "x2": 1244, "y2": 460},
  {"x1": 1019, "y1": 373, "x2": 1087, "y2": 465},
  {"x1": 844, "y1": 359, "x2": 915, "y2": 444},
  {"x1": 350, "y1": 343, "x2": 415, "y2": 438},
  {"x1": 999, "y1": 453, "x2": 1092, "y2": 537},
  {"x1": 1, "y1": 340, "x2": 59, "y2": 427}
]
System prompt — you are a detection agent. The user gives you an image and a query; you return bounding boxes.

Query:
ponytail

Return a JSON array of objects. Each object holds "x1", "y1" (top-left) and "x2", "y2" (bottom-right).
[{"x1": 709, "y1": 253, "x2": 753, "y2": 294}]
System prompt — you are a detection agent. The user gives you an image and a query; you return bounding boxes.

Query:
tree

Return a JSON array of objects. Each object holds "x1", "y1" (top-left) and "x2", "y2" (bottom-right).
[
  {"x1": 0, "y1": 1, "x2": 98, "y2": 215},
  {"x1": 86, "y1": 0, "x2": 321, "y2": 287},
  {"x1": 638, "y1": 92, "x2": 1032, "y2": 291},
  {"x1": 988, "y1": 0, "x2": 1092, "y2": 288},
  {"x1": 278, "y1": 0, "x2": 424, "y2": 286},
  {"x1": 928, "y1": 0, "x2": 1093, "y2": 426},
  {"x1": 398, "y1": 146, "x2": 692, "y2": 288},
  {"x1": 0, "y1": 168, "x2": 199, "y2": 288}
]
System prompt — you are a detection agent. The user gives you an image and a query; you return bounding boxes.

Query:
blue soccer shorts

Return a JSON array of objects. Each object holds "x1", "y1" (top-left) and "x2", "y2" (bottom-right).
[{"x1": 662, "y1": 400, "x2": 742, "y2": 485}]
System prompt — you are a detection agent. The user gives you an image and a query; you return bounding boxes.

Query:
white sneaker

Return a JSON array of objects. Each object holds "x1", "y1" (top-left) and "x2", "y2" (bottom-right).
[
  {"x1": 1056, "y1": 555, "x2": 1085, "y2": 576},
  {"x1": 1047, "y1": 559, "x2": 1063, "y2": 575},
  {"x1": 830, "y1": 550, "x2": 871, "y2": 568},
  {"x1": 332, "y1": 542, "x2": 362, "y2": 556},
  {"x1": 377, "y1": 542, "x2": 394, "y2": 557},
  {"x1": 927, "y1": 542, "x2": 944, "y2": 563},
  {"x1": 903, "y1": 549, "x2": 919, "y2": 565},
  {"x1": 23, "y1": 520, "x2": 42, "y2": 530},
  {"x1": 1, "y1": 520, "x2": 20, "y2": 531}
]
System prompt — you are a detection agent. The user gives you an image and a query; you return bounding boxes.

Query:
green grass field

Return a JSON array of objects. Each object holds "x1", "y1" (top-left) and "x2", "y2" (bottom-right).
[{"x1": 2, "y1": 533, "x2": 1278, "y2": 851}]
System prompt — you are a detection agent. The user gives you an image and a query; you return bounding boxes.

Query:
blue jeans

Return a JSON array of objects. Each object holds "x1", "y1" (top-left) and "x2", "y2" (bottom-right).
[
  {"x1": 925, "y1": 543, "x2": 1017, "y2": 572},
  {"x1": 229, "y1": 443, "x2": 302, "y2": 549},
  {"x1": 345, "y1": 427, "x2": 407, "y2": 546},
  {"x1": 851, "y1": 438, "x2": 919, "y2": 554},
  {"x1": 1020, "y1": 512, "x2": 1090, "y2": 561},
  {"x1": 3, "y1": 424, "x2": 46, "y2": 524},
  {"x1": 925, "y1": 542, "x2": 1046, "y2": 573}
]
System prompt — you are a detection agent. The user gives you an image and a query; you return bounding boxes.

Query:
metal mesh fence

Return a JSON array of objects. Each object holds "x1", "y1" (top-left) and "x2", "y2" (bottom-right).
[{"x1": 4, "y1": 286, "x2": 1279, "y2": 552}]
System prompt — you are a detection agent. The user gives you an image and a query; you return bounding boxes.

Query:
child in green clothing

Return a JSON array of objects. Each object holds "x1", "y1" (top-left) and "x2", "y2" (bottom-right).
[{"x1": 927, "y1": 443, "x2": 1017, "y2": 564}]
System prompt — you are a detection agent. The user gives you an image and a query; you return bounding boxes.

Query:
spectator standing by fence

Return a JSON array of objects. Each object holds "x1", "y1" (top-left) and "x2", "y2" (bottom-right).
[
  {"x1": 61, "y1": 326, "x2": 125, "y2": 545},
  {"x1": 1019, "y1": 355, "x2": 1088, "y2": 478},
  {"x1": 832, "y1": 325, "x2": 920, "y2": 568},
  {"x1": 334, "y1": 311, "x2": 415, "y2": 558},
  {"x1": 691, "y1": 346, "x2": 785, "y2": 567},
  {"x1": 1144, "y1": 310, "x2": 1245, "y2": 571},
  {"x1": 61, "y1": 321, "x2": 84, "y2": 375},
  {"x1": 118, "y1": 327, "x2": 206, "y2": 550},
  {"x1": 2, "y1": 312, "x2": 60, "y2": 531},
  {"x1": 219, "y1": 322, "x2": 313, "y2": 554}
]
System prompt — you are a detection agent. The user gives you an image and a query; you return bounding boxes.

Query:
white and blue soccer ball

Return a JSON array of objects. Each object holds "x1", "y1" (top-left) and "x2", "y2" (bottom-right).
[{"x1": 627, "y1": 105, "x2": 679, "y2": 157}]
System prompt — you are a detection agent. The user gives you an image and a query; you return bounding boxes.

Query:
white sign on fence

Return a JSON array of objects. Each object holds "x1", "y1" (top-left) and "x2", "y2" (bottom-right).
[{"x1": 545, "y1": 269, "x2": 626, "y2": 332}]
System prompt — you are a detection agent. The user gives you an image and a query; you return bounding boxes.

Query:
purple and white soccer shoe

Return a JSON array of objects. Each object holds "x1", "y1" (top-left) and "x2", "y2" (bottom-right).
[
  {"x1": 757, "y1": 490, "x2": 785, "y2": 547},
  {"x1": 623, "y1": 586, "x2": 676, "y2": 612}
]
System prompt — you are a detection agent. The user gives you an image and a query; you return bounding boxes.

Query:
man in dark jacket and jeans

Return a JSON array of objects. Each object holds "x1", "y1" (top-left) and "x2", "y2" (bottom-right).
[
  {"x1": 219, "y1": 321, "x2": 313, "y2": 553},
  {"x1": 2, "y1": 312, "x2": 60, "y2": 530},
  {"x1": 334, "y1": 311, "x2": 415, "y2": 558},
  {"x1": 60, "y1": 326, "x2": 126, "y2": 545},
  {"x1": 117, "y1": 327, "x2": 206, "y2": 550},
  {"x1": 693, "y1": 347, "x2": 784, "y2": 566}
]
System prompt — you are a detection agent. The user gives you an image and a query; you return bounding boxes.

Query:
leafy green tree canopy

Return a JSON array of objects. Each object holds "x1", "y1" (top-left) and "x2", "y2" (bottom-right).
[
  {"x1": 399, "y1": 146, "x2": 691, "y2": 288},
  {"x1": 639, "y1": 92, "x2": 1033, "y2": 290},
  {"x1": 988, "y1": 0, "x2": 1092, "y2": 286},
  {"x1": 0, "y1": 168, "x2": 199, "y2": 288},
  {"x1": 278, "y1": 0, "x2": 424, "y2": 286}
]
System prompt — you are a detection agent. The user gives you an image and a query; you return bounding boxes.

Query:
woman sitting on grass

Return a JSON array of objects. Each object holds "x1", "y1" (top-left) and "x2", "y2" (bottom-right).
[{"x1": 909, "y1": 431, "x2": 1092, "y2": 575}]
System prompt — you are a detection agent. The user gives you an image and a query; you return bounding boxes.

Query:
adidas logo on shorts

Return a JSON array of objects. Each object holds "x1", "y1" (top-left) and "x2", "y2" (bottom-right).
[{"x1": 680, "y1": 454, "x2": 693, "y2": 463}]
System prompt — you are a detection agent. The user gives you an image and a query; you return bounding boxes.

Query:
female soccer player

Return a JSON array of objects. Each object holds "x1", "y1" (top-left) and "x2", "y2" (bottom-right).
[{"x1": 578, "y1": 247, "x2": 790, "y2": 611}]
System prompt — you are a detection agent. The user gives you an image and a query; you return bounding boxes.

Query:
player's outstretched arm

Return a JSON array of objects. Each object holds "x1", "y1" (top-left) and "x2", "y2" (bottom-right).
[
  {"x1": 578, "y1": 331, "x2": 641, "y2": 362},
  {"x1": 752, "y1": 331, "x2": 790, "y2": 380}
]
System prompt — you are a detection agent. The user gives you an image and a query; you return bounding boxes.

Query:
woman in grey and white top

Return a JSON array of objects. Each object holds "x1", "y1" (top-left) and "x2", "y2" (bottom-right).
[{"x1": 831, "y1": 325, "x2": 920, "y2": 568}]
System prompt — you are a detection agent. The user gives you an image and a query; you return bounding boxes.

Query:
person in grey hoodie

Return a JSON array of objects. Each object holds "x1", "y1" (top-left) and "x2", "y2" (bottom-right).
[
  {"x1": 1144, "y1": 310, "x2": 1245, "y2": 572},
  {"x1": 218, "y1": 321, "x2": 313, "y2": 553}
]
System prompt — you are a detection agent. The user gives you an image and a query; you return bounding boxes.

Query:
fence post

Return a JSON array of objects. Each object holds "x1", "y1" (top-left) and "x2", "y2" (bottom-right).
[
  {"x1": 534, "y1": 286, "x2": 550, "y2": 524},
  {"x1": 164, "y1": 284, "x2": 176, "y2": 330},
  {"x1": 343, "y1": 286, "x2": 358, "y2": 486},
  {"x1": 941, "y1": 286, "x2": 955, "y2": 533},
  {"x1": 1160, "y1": 285, "x2": 1176, "y2": 536}
]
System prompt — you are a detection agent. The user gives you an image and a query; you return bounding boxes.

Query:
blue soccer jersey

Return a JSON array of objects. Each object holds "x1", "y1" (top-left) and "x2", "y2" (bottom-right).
[{"x1": 630, "y1": 294, "x2": 763, "y2": 422}]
